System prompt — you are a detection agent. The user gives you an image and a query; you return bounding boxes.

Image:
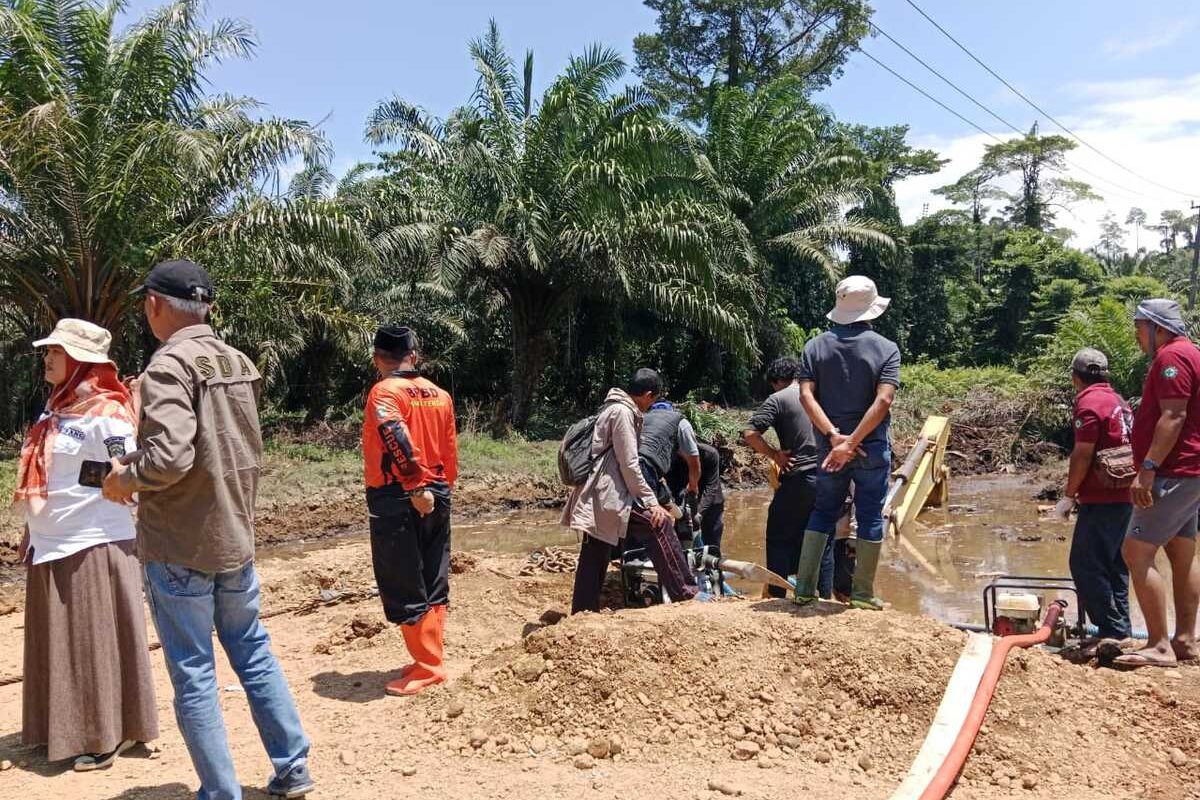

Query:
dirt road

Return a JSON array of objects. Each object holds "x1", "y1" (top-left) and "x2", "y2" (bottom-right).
[{"x1": 1, "y1": 538, "x2": 1199, "y2": 800}]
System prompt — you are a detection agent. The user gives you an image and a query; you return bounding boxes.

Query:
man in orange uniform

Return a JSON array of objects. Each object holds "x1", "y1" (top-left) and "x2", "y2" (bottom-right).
[{"x1": 362, "y1": 325, "x2": 458, "y2": 696}]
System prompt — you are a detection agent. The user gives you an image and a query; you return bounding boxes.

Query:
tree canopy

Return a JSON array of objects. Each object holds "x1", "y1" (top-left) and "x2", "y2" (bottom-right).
[{"x1": 633, "y1": 0, "x2": 872, "y2": 120}]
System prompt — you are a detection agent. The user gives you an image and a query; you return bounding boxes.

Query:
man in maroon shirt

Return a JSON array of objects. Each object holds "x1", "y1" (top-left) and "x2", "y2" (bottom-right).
[
  {"x1": 1064, "y1": 348, "x2": 1133, "y2": 647},
  {"x1": 1118, "y1": 299, "x2": 1200, "y2": 668}
]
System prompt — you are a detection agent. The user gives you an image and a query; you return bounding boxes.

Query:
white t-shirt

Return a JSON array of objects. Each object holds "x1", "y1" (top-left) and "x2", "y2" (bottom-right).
[{"x1": 25, "y1": 413, "x2": 137, "y2": 565}]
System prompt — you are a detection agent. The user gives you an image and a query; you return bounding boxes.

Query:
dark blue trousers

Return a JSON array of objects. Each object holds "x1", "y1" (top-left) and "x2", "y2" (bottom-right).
[{"x1": 1069, "y1": 502, "x2": 1133, "y2": 639}]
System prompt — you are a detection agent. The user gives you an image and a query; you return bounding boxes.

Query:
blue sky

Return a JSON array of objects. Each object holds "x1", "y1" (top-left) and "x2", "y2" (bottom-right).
[{"x1": 123, "y1": 0, "x2": 1200, "y2": 248}]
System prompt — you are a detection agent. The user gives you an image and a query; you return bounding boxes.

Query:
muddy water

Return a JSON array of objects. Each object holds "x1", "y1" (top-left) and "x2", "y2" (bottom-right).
[
  {"x1": 719, "y1": 476, "x2": 1086, "y2": 627},
  {"x1": 451, "y1": 475, "x2": 1157, "y2": 630}
]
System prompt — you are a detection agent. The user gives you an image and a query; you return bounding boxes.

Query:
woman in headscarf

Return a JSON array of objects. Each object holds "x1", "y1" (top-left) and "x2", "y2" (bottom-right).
[{"x1": 14, "y1": 318, "x2": 158, "y2": 771}]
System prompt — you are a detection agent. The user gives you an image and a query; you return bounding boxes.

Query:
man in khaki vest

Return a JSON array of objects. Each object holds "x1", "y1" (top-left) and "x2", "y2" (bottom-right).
[{"x1": 104, "y1": 260, "x2": 313, "y2": 800}]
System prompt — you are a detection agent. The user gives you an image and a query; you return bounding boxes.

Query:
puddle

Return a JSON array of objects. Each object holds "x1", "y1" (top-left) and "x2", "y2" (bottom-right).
[
  {"x1": 717, "y1": 476, "x2": 1084, "y2": 627},
  {"x1": 445, "y1": 474, "x2": 1160, "y2": 630}
]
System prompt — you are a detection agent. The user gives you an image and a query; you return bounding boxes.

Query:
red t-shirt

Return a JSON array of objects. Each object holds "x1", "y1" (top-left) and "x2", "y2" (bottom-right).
[
  {"x1": 1132, "y1": 337, "x2": 1200, "y2": 478},
  {"x1": 1072, "y1": 382, "x2": 1132, "y2": 504}
]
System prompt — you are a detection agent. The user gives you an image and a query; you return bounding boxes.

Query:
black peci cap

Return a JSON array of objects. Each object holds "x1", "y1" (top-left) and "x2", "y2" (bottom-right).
[
  {"x1": 374, "y1": 325, "x2": 418, "y2": 356},
  {"x1": 131, "y1": 259, "x2": 215, "y2": 303}
]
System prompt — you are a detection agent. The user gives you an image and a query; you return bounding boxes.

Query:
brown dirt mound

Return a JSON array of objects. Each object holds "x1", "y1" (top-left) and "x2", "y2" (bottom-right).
[
  {"x1": 415, "y1": 601, "x2": 1200, "y2": 798},
  {"x1": 423, "y1": 603, "x2": 962, "y2": 775}
]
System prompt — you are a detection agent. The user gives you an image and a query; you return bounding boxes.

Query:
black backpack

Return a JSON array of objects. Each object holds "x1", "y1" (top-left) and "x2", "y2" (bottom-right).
[{"x1": 558, "y1": 414, "x2": 601, "y2": 486}]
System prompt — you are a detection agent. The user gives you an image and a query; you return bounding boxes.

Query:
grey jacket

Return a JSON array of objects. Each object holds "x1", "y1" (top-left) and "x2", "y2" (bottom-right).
[
  {"x1": 560, "y1": 388, "x2": 660, "y2": 546},
  {"x1": 117, "y1": 325, "x2": 263, "y2": 572}
]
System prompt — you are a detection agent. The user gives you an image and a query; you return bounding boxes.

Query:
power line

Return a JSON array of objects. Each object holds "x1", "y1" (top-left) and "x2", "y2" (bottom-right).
[
  {"x1": 843, "y1": 41, "x2": 999, "y2": 143},
  {"x1": 864, "y1": 18, "x2": 1174, "y2": 207},
  {"x1": 902, "y1": 0, "x2": 1197, "y2": 200},
  {"x1": 868, "y1": 22, "x2": 1025, "y2": 137}
]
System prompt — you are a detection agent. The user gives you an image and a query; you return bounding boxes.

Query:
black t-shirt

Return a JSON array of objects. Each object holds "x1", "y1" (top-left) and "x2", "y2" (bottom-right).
[{"x1": 667, "y1": 441, "x2": 723, "y2": 509}]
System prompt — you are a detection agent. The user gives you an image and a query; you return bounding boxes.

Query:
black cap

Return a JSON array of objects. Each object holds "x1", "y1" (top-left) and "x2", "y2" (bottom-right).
[
  {"x1": 131, "y1": 259, "x2": 215, "y2": 302},
  {"x1": 373, "y1": 325, "x2": 418, "y2": 356}
]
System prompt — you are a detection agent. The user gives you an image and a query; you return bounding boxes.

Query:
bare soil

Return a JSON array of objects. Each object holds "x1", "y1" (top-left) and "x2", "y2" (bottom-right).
[{"x1": 1, "y1": 541, "x2": 1198, "y2": 800}]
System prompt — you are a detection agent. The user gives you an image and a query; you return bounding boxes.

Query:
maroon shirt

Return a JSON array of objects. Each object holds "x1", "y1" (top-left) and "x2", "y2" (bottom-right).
[
  {"x1": 1072, "y1": 382, "x2": 1132, "y2": 504},
  {"x1": 1132, "y1": 337, "x2": 1200, "y2": 478}
]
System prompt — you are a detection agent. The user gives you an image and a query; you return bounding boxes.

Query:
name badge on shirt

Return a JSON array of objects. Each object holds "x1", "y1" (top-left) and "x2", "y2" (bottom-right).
[{"x1": 58, "y1": 423, "x2": 86, "y2": 442}]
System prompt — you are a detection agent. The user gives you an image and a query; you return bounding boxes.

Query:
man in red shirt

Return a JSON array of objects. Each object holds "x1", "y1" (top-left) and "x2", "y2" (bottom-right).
[
  {"x1": 1063, "y1": 348, "x2": 1133, "y2": 646},
  {"x1": 1118, "y1": 299, "x2": 1200, "y2": 668},
  {"x1": 362, "y1": 325, "x2": 458, "y2": 694}
]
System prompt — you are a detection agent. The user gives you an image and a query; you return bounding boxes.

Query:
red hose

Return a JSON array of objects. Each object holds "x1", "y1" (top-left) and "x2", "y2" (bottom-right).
[{"x1": 917, "y1": 600, "x2": 1067, "y2": 800}]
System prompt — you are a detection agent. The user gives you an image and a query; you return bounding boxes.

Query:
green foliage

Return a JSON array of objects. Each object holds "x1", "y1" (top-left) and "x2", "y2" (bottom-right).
[
  {"x1": 677, "y1": 397, "x2": 747, "y2": 446},
  {"x1": 0, "y1": 0, "x2": 361, "y2": 336},
  {"x1": 0, "y1": 453, "x2": 15, "y2": 501},
  {"x1": 1103, "y1": 275, "x2": 1172, "y2": 307},
  {"x1": 359, "y1": 22, "x2": 756, "y2": 429},
  {"x1": 456, "y1": 432, "x2": 559, "y2": 482},
  {"x1": 699, "y1": 77, "x2": 893, "y2": 381},
  {"x1": 633, "y1": 0, "x2": 872, "y2": 121},
  {"x1": 1024, "y1": 278, "x2": 1089, "y2": 345},
  {"x1": 900, "y1": 362, "x2": 1034, "y2": 405},
  {"x1": 976, "y1": 229, "x2": 1103, "y2": 363},
  {"x1": 771, "y1": 309, "x2": 821, "y2": 356},
  {"x1": 1031, "y1": 297, "x2": 1147, "y2": 400},
  {"x1": 974, "y1": 124, "x2": 1098, "y2": 231}
]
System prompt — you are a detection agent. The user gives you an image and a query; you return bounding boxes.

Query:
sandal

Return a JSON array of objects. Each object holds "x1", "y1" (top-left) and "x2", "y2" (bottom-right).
[
  {"x1": 73, "y1": 739, "x2": 136, "y2": 772},
  {"x1": 1112, "y1": 651, "x2": 1178, "y2": 671}
]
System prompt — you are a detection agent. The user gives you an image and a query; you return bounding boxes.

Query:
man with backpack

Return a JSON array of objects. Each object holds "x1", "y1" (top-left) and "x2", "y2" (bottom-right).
[{"x1": 562, "y1": 369, "x2": 699, "y2": 613}]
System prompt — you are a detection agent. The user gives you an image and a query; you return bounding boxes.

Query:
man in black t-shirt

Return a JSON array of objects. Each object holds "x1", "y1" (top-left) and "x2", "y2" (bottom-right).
[{"x1": 743, "y1": 357, "x2": 825, "y2": 598}]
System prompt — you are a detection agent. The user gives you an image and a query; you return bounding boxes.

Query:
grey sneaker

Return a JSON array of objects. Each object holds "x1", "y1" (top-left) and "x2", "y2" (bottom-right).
[{"x1": 267, "y1": 759, "x2": 315, "y2": 798}]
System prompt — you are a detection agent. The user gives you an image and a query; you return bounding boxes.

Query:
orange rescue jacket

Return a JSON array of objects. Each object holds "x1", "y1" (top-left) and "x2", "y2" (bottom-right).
[{"x1": 362, "y1": 371, "x2": 458, "y2": 492}]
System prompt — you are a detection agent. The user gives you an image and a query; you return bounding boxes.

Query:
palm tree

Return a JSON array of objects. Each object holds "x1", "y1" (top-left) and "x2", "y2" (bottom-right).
[
  {"x1": 0, "y1": 0, "x2": 360, "y2": 340},
  {"x1": 363, "y1": 22, "x2": 753, "y2": 429},
  {"x1": 696, "y1": 78, "x2": 894, "y2": 310}
]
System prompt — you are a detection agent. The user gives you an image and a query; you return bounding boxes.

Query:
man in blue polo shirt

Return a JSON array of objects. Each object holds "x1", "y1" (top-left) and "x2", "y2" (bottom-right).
[{"x1": 795, "y1": 276, "x2": 900, "y2": 610}]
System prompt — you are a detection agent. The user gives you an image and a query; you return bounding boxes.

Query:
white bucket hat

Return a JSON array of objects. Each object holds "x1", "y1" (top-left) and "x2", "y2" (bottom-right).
[
  {"x1": 33, "y1": 318, "x2": 113, "y2": 364},
  {"x1": 827, "y1": 275, "x2": 890, "y2": 325}
]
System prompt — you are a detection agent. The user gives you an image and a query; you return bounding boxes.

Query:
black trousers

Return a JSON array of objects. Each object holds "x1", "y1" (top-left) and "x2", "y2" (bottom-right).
[
  {"x1": 572, "y1": 508, "x2": 699, "y2": 614},
  {"x1": 366, "y1": 487, "x2": 451, "y2": 625},
  {"x1": 1069, "y1": 502, "x2": 1133, "y2": 639},
  {"x1": 765, "y1": 471, "x2": 830, "y2": 598},
  {"x1": 700, "y1": 502, "x2": 725, "y2": 554}
]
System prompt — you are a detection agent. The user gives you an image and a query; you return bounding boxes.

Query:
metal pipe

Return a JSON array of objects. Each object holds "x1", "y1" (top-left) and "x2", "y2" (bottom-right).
[{"x1": 883, "y1": 436, "x2": 933, "y2": 519}]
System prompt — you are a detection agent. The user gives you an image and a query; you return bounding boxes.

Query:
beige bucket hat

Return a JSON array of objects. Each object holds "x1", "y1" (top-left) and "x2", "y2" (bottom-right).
[
  {"x1": 827, "y1": 275, "x2": 890, "y2": 325},
  {"x1": 33, "y1": 318, "x2": 113, "y2": 364}
]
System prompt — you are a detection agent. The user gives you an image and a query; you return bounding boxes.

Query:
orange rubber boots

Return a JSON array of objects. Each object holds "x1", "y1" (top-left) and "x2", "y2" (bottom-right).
[{"x1": 386, "y1": 604, "x2": 447, "y2": 696}]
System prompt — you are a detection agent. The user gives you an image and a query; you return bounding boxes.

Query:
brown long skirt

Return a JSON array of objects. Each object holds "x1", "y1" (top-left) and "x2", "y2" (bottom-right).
[{"x1": 22, "y1": 539, "x2": 159, "y2": 761}]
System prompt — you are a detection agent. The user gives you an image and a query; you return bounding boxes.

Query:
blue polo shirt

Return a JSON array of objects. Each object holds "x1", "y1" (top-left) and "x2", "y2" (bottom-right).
[{"x1": 798, "y1": 323, "x2": 901, "y2": 447}]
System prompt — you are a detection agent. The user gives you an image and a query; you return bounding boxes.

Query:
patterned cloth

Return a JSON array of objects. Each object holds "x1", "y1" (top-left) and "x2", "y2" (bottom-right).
[{"x1": 14, "y1": 359, "x2": 133, "y2": 513}]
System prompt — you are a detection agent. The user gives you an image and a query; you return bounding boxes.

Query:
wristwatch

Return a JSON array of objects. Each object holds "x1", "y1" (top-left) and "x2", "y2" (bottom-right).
[{"x1": 1142, "y1": 459, "x2": 1159, "y2": 471}]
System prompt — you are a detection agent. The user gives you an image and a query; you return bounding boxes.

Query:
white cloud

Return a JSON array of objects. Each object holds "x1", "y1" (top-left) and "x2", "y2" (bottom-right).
[
  {"x1": 1102, "y1": 18, "x2": 1195, "y2": 60},
  {"x1": 894, "y1": 73, "x2": 1200, "y2": 252}
]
